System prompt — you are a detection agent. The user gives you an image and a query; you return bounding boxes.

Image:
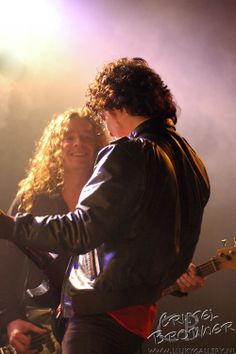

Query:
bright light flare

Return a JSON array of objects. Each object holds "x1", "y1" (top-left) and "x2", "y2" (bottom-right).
[{"x1": 0, "y1": 0, "x2": 62, "y2": 61}]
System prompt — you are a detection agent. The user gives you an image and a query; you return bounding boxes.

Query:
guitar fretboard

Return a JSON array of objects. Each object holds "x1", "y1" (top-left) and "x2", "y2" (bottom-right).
[{"x1": 162, "y1": 258, "x2": 219, "y2": 297}]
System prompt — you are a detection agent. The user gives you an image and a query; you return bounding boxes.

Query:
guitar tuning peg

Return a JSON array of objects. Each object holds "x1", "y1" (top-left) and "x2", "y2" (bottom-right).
[{"x1": 221, "y1": 239, "x2": 227, "y2": 247}]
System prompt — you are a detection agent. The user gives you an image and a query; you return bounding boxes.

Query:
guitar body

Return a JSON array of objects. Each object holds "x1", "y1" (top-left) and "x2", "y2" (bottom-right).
[
  {"x1": 26, "y1": 307, "x2": 62, "y2": 354},
  {"x1": 0, "y1": 345, "x2": 16, "y2": 354},
  {"x1": 1, "y1": 194, "x2": 70, "y2": 353},
  {"x1": 0, "y1": 306, "x2": 64, "y2": 353},
  {"x1": 0, "y1": 251, "x2": 69, "y2": 354},
  {"x1": 21, "y1": 251, "x2": 69, "y2": 353}
]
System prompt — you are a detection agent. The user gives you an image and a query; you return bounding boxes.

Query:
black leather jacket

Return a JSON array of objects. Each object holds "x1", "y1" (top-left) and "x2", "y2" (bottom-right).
[{"x1": 14, "y1": 119, "x2": 210, "y2": 315}]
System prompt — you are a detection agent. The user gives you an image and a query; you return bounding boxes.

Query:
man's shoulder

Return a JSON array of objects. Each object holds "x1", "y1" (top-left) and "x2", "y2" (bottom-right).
[{"x1": 97, "y1": 137, "x2": 146, "y2": 163}]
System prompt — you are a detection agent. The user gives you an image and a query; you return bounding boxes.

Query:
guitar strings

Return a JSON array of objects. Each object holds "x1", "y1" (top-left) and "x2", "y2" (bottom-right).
[
  {"x1": 197, "y1": 260, "x2": 217, "y2": 276},
  {"x1": 163, "y1": 260, "x2": 217, "y2": 296},
  {"x1": 30, "y1": 332, "x2": 52, "y2": 346}
]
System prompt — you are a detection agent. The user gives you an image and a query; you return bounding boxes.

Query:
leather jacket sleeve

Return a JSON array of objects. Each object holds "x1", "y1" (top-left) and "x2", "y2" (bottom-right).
[{"x1": 14, "y1": 141, "x2": 145, "y2": 255}]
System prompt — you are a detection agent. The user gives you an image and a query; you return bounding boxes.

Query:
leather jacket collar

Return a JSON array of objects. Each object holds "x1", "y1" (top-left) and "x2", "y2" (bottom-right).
[{"x1": 129, "y1": 118, "x2": 175, "y2": 139}]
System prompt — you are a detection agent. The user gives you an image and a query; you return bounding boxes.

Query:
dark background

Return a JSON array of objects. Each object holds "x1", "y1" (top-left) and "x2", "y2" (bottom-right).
[{"x1": 1, "y1": 0, "x2": 236, "y2": 351}]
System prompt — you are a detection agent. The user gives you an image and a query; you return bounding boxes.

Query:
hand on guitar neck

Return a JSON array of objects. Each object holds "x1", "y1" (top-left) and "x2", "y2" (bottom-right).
[
  {"x1": 7, "y1": 319, "x2": 47, "y2": 354},
  {"x1": 163, "y1": 241, "x2": 236, "y2": 297},
  {"x1": 176, "y1": 263, "x2": 206, "y2": 294}
]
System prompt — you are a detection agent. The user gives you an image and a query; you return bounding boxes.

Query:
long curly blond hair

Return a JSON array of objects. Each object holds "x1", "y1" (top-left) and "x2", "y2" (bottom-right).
[{"x1": 17, "y1": 108, "x2": 109, "y2": 212}]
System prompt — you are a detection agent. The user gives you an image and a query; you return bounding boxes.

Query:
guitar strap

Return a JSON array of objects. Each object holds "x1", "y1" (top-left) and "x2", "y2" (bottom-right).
[
  {"x1": 13, "y1": 241, "x2": 61, "y2": 300},
  {"x1": 20, "y1": 253, "x2": 31, "y2": 306}
]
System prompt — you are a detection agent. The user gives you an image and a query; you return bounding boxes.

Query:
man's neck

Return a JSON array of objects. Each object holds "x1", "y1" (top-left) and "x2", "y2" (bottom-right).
[
  {"x1": 127, "y1": 116, "x2": 149, "y2": 135},
  {"x1": 119, "y1": 110, "x2": 149, "y2": 136}
]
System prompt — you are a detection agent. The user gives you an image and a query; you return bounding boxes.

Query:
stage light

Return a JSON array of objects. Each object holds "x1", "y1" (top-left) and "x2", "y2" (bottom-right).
[{"x1": 0, "y1": 0, "x2": 61, "y2": 62}]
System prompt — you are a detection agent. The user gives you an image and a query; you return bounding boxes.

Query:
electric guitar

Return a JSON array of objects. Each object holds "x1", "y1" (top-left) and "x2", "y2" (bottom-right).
[
  {"x1": 0, "y1": 246, "x2": 68, "y2": 354},
  {"x1": 0, "y1": 307, "x2": 62, "y2": 354},
  {"x1": 0, "y1": 345, "x2": 16, "y2": 354},
  {"x1": 2, "y1": 242, "x2": 235, "y2": 353},
  {"x1": 0, "y1": 330, "x2": 56, "y2": 354},
  {"x1": 162, "y1": 240, "x2": 236, "y2": 296},
  {"x1": 25, "y1": 306, "x2": 62, "y2": 353}
]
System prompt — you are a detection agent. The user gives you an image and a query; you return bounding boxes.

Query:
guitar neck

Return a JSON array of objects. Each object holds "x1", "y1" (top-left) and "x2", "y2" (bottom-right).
[{"x1": 162, "y1": 258, "x2": 219, "y2": 297}]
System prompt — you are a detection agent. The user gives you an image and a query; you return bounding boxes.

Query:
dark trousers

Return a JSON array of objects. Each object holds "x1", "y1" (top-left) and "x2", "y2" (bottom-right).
[{"x1": 62, "y1": 313, "x2": 144, "y2": 354}]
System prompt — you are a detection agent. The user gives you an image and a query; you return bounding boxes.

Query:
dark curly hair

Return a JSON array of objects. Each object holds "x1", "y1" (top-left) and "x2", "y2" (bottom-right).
[{"x1": 86, "y1": 57, "x2": 178, "y2": 124}]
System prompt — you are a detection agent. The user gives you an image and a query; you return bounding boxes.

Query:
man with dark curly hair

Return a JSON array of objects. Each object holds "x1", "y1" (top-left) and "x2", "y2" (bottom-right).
[
  {"x1": 87, "y1": 57, "x2": 177, "y2": 125},
  {"x1": 0, "y1": 57, "x2": 210, "y2": 354}
]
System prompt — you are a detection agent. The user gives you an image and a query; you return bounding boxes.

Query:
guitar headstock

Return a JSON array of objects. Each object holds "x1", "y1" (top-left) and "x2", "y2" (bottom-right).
[{"x1": 214, "y1": 239, "x2": 236, "y2": 270}]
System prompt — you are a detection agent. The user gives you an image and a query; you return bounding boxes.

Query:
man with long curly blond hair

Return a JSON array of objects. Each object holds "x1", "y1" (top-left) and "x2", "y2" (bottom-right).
[
  {"x1": 0, "y1": 108, "x2": 108, "y2": 353},
  {"x1": 0, "y1": 58, "x2": 209, "y2": 354}
]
